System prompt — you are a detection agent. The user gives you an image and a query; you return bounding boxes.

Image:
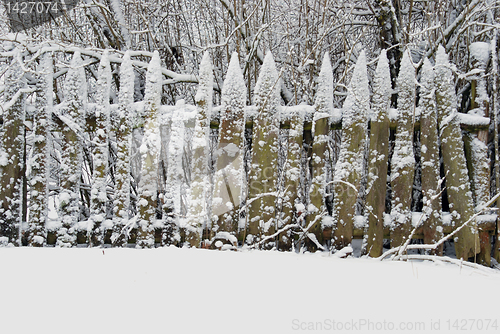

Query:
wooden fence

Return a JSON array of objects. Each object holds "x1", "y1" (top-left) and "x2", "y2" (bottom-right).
[{"x1": 0, "y1": 45, "x2": 498, "y2": 265}]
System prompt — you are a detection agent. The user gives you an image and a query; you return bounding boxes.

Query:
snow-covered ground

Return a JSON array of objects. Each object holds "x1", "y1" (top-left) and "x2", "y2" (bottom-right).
[{"x1": 1, "y1": 247, "x2": 498, "y2": 333}]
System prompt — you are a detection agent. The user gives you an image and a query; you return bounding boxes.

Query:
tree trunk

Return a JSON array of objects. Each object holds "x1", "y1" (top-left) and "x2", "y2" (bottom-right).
[{"x1": 374, "y1": 0, "x2": 402, "y2": 99}]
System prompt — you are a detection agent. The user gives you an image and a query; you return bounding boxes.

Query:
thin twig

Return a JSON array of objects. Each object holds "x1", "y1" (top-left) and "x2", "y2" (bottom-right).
[{"x1": 379, "y1": 190, "x2": 500, "y2": 261}]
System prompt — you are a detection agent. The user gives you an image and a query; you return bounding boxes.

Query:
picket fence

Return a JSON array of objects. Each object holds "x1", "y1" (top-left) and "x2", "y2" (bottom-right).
[{"x1": 1, "y1": 46, "x2": 498, "y2": 264}]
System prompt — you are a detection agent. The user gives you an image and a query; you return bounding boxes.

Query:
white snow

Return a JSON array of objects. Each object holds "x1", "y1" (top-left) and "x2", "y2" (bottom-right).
[
  {"x1": 457, "y1": 113, "x2": 490, "y2": 127},
  {"x1": 314, "y1": 53, "x2": 334, "y2": 115},
  {"x1": 0, "y1": 150, "x2": 8, "y2": 166},
  {"x1": 195, "y1": 51, "x2": 214, "y2": 109},
  {"x1": 220, "y1": 52, "x2": 246, "y2": 114},
  {"x1": 253, "y1": 51, "x2": 281, "y2": 115},
  {"x1": 469, "y1": 42, "x2": 490, "y2": 65},
  {"x1": 212, "y1": 65, "x2": 246, "y2": 226},
  {"x1": 333, "y1": 50, "x2": 369, "y2": 185},
  {"x1": 110, "y1": 0, "x2": 131, "y2": 48},
  {"x1": 0, "y1": 247, "x2": 498, "y2": 333},
  {"x1": 388, "y1": 108, "x2": 398, "y2": 122},
  {"x1": 353, "y1": 215, "x2": 366, "y2": 229},
  {"x1": 370, "y1": 49, "x2": 391, "y2": 123}
]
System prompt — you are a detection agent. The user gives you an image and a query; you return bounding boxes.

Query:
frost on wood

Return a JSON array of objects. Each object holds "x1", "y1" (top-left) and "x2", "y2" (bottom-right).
[
  {"x1": 247, "y1": 52, "x2": 281, "y2": 247},
  {"x1": 390, "y1": 50, "x2": 416, "y2": 249},
  {"x1": 27, "y1": 52, "x2": 53, "y2": 247},
  {"x1": 463, "y1": 132, "x2": 490, "y2": 265},
  {"x1": 137, "y1": 51, "x2": 162, "y2": 249},
  {"x1": 163, "y1": 104, "x2": 185, "y2": 246},
  {"x1": 491, "y1": 33, "x2": 500, "y2": 263},
  {"x1": 332, "y1": 50, "x2": 369, "y2": 250},
  {"x1": 89, "y1": 50, "x2": 111, "y2": 246},
  {"x1": 112, "y1": 50, "x2": 134, "y2": 246},
  {"x1": 465, "y1": 42, "x2": 490, "y2": 213},
  {"x1": 185, "y1": 51, "x2": 213, "y2": 247},
  {"x1": 468, "y1": 42, "x2": 489, "y2": 119},
  {"x1": 364, "y1": 50, "x2": 391, "y2": 257},
  {"x1": 0, "y1": 50, "x2": 26, "y2": 246},
  {"x1": 307, "y1": 53, "x2": 333, "y2": 251},
  {"x1": 463, "y1": 42, "x2": 491, "y2": 264},
  {"x1": 57, "y1": 51, "x2": 86, "y2": 247},
  {"x1": 279, "y1": 108, "x2": 304, "y2": 251},
  {"x1": 211, "y1": 52, "x2": 246, "y2": 247},
  {"x1": 464, "y1": 134, "x2": 490, "y2": 210},
  {"x1": 435, "y1": 46, "x2": 479, "y2": 259},
  {"x1": 419, "y1": 58, "x2": 443, "y2": 255}
]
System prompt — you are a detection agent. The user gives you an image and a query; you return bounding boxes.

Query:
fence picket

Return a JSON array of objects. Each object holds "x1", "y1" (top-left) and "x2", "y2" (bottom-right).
[
  {"x1": 435, "y1": 46, "x2": 479, "y2": 260},
  {"x1": 364, "y1": 50, "x2": 391, "y2": 257},
  {"x1": 211, "y1": 52, "x2": 246, "y2": 248},
  {"x1": 247, "y1": 52, "x2": 281, "y2": 248},
  {"x1": 137, "y1": 51, "x2": 162, "y2": 249},
  {"x1": 185, "y1": 51, "x2": 213, "y2": 248},
  {"x1": 390, "y1": 51, "x2": 416, "y2": 249},
  {"x1": 420, "y1": 58, "x2": 443, "y2": 256},
  {"x1": 332, "y1": 51, "x2": 369, "y2": 250}
]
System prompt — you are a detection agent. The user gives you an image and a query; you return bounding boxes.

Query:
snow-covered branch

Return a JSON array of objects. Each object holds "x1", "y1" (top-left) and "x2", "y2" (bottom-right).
[
  {"x1": 0, "y1": 41, "x2": 203, "y2": 87},
  {"x1": 379, "y1": 190, "x2": 500, "y2": 261},
  {"x1": 0, "y1": 87, "x2": 34, "y2": 114}
]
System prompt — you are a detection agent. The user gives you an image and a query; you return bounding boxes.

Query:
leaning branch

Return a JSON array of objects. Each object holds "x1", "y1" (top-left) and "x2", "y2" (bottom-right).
[
  {"x1": 379, "y1": 190, "x2": 500, "y2": 261},
  {"x1": 418, "y1": 0, "x2": 481, "y2": 69},
  {"x1": 401, "y1": 254, "x2": 495, "y2": 272}
]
